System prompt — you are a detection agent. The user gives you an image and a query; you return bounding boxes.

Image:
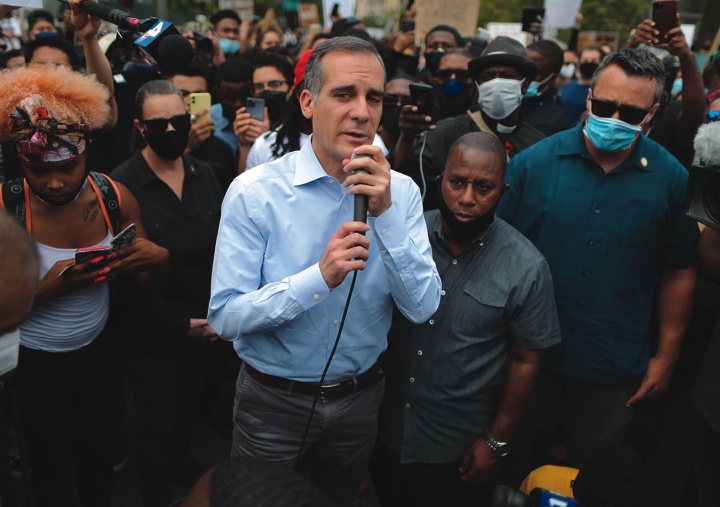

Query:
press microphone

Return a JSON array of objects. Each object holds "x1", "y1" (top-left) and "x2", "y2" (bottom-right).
[
  {"x1": 59, "y1": 0, "x2": 193, "y2": 72},
  {"x1": 350, "y1": 153, "x2": 372, "y2": 232},
  {"x1": 693, "y1": 120, "x2": 720, "y2": 168}
]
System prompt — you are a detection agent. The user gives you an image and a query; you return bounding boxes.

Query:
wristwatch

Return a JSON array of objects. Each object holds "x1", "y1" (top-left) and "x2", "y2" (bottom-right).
[{"x1": 482, "y1": 432, "x2": 512, "y2": 457}]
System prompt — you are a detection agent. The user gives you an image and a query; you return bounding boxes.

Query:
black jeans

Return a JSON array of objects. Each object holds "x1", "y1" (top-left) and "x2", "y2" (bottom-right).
[{"x1": 15, "y1": 327, "x2": 120, "y2": 507}]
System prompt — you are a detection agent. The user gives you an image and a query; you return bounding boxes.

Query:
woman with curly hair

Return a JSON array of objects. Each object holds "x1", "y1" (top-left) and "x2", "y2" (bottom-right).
[{"x1": 0, "y1": 63, "x2": 168, "y2": 507}]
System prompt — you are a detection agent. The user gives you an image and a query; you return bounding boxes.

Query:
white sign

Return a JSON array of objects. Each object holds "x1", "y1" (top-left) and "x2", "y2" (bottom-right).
[
  {"x1": 543, "y1": 0, "x2": 583, "y2": 28},
  {"x1": 4, "y1": 0, "x2": 43, "y2": 9},
  {"x1": 321, "y1": 0, "x2": 355, "y2": 29},
  {"x1": 681, "y1": 23, "x2": 696, "y2": 46},
  {"x1": 486, "y1": 22, "x2": 528, "y2": 46}
]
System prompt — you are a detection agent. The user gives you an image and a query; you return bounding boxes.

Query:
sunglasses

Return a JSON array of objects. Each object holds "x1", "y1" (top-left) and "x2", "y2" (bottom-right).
[
  {"x1": 141, "y1": 114, "x2": 191, "y2": 135},
  {"x1": 590, "y1": 96, "x2": 651, "y2": 125},
  {"x1": 436, "y1": 68, "x2": 473, "y2": 83},
  {"x1": 708, "y1": 111, "x2": 720, "y2": 122},
  {"x1": 382, "y1": 93, "x2": 412, "y2": 107}
]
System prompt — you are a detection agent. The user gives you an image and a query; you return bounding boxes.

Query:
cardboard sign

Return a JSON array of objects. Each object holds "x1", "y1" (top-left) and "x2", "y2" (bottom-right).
[
  {"x1": 415, "y1": 0, "x2": 480, "y2": 37},
  {"x1": 218, "y1": 0, "x2": 254, "y2": 21},
  {"x1": 577, "y1": 31, "x2": 620, "y2": 52},
  {"x1": 543, "y1": 0, "x2": 583, "y2": 28},
  {"x1": 299, "y1": 3, "x2": 320, "y2": 27}
]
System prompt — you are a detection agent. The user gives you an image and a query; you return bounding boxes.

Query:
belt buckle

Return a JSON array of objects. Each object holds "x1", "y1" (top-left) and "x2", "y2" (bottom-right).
[{"x1": 319, "y1": 381, "x2": 344, "y2": 400}]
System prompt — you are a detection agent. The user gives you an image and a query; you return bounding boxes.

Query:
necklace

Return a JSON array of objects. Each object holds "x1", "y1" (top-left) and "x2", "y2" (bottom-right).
[{"x1": 30, "y1": 177, "x2": 88, "y2": 207}]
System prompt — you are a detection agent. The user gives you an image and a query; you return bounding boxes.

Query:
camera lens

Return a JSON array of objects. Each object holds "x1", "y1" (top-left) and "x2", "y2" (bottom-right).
[{"x1": 702, "y1": 173, "x2": 720, "y2": 224}]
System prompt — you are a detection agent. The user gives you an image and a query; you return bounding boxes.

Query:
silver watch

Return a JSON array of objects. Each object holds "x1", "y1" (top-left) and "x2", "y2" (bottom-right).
[{"x1": 482, "y1": 433, "x2": 512, "y2": 457}]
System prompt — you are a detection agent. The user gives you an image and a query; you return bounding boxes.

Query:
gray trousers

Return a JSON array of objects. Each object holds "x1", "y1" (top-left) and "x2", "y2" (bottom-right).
[{"x1": 232, "y1": 363, "x2": 385, "y2": 506}]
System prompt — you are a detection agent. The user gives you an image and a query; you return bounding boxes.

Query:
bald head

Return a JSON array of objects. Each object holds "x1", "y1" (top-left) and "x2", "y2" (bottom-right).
[
  {"x1": 447, "y1": 132, "x2": 507, "y2": 177},
  {"x1": 0, "y1": 210, "x2": 39, "y2": 335}
]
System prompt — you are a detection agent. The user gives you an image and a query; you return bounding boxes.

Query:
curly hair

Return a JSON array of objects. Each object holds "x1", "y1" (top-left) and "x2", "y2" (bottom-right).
[{"x1": 0, "y1": 64, "x2": 110, "y2": 141}]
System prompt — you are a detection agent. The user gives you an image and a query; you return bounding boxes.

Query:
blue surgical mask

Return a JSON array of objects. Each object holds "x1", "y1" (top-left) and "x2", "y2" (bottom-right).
[
  {"x1": 671, "y1": 78, "x2": 682, "y2": 97},
  {"x1": 584, "y1": 112, "x2": 643, "y2": 152},
  {"x1": 442, "y1": 78, "x2": 463, "y2": 98},
  {"x1": 524, "y1": 73, "x2": 556, "y2": 99},
  {"x1": 219, "y1": 38, "x2": 240, "y2": 55}
]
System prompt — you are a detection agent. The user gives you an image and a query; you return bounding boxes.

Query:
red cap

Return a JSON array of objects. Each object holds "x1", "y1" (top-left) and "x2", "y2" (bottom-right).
[{"x1": 294, "y1": 49, "x2": 313, "y2": 87}]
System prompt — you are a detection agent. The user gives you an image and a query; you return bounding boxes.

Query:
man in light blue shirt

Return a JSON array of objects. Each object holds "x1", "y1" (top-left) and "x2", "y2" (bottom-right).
[{"x1": 208, "y1": 37, "x2": 441, "y2": 506}]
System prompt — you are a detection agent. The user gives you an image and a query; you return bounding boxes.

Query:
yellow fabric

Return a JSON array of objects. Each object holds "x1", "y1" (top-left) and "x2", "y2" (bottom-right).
[{"x1": 519, "y1": 464, "x2": 579, "y2": 498}]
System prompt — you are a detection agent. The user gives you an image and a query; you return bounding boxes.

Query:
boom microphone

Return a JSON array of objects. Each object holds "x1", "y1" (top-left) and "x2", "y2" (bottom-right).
[{"x1": 58, "y1": 0, "x2": 193, "y2": 72}]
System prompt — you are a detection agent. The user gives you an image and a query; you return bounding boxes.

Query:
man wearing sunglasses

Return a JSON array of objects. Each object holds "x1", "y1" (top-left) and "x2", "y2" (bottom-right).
[{"x1": 497, "y1": 48, "x2": 699, "y2": 468}]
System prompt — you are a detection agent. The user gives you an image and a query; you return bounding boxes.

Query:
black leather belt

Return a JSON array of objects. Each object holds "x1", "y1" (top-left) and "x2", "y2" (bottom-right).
[{"x1": 244, "y1": 362, "x2": 383, "y2": 400}]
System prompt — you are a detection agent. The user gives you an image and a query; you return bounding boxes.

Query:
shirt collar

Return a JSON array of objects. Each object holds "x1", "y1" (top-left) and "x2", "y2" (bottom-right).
[
  {"x1": 293, "y1": 134, "x2": 336, "y2": 186},
  {"x1": 135, "y1": 151, "x2": 194, "y2": 186},
  {"x1": 558, "y1": 121, "x2": 654, "y2": 172}
]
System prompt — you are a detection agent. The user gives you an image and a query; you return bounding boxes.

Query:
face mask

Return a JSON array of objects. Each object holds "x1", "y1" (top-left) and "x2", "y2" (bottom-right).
[
  {"x1": 438, "y1": 186, "x2": 496, "y2": 244},
  {"x1": 560, "y1": 63, "x2": 576, "y2": 79},
  {"x1": 219, "y1": 38, "x2": 240, "y2": 55},
  {"x1": 33, "y1": 30, "x2": 57, "y2": 40},
  {"x1": 424, "y1": 48, "x2": 446, "y2": 75},
  {"x1": 671, "y1": 78, "x2": 682, "y2": 97},
  {"x1": 584, "y1": 112, "x2": 643, "y2": 152},
  {"x1": 579, "y1": 62, "x2": 599, "y2": 80},
  {"x1": 0, "y1": 329, "x2": 20, "y2": 376},
  {"x1": 438, "y1": 79, "x2": 476, "y2": 117},
  {"x1": 144, "y1": 129, "x2": 189, "y2": 160},
  {"x1": 524, "y1": 73, "x2": 556, "y2": 98},
  {"x1": 380, "y1": 105, "x2": 402, "y2": 137},
  {"x1": 257, "y1": 90, "x2": 287, "y2": 123},
  {"x1": 476, "y1": 78, "x2": 524, "y2": 120}
]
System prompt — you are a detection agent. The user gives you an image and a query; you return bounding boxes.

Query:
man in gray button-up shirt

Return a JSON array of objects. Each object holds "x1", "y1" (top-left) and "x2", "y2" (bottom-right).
[{"x1": 371, "y1": 132, "x2": 561, "y2": 506}]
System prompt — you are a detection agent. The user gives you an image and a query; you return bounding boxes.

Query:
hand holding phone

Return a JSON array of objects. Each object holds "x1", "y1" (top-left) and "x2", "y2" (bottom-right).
[
  {"x1": 246, "y1": 97, "x2": 266, "y2": 121},
  {"x1": 189, "y1": 93, "x2": 211, "y2": 124},
  {"x1": 409, "y1": 82, "x2": 435, "y2": 121},
  {"x1": 652, "y1": 0, "x2": 678, "y2": 43}
]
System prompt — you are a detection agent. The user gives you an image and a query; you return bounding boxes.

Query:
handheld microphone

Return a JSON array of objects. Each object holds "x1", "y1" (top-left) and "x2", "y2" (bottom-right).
[
  {"x1": 58, "y1": 0, "x2": 193, "y2": 72},
  {"x1": 350, "y1": 153, "x2": 372, "y2": 230}
]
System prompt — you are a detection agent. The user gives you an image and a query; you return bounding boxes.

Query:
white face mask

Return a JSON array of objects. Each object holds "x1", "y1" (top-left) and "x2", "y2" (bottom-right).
[
  {"x1": 476, "y1": 78, "x2": 525, "y2": 120},
  {"x1": 0, "y1": 329, "x2": 20, "y2": 376},
  {"x1": 559, "y1": 63, "x2": 576, "y2": 79}
]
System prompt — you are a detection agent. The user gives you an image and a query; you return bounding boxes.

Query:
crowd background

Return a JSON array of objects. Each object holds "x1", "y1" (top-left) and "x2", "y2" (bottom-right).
[{"x1": 0, "y1": 0, "x2": 719, "y2": 506}]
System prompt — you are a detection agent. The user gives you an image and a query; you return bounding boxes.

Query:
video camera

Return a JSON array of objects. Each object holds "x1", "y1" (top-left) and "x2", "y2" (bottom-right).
[{"x1": 686, "y1": 121, "x2": 720, "y2": 229}]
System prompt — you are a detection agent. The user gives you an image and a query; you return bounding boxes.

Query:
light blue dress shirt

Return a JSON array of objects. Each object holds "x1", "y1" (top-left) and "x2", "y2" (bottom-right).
[
  {"x1": 208, "y1": 137, "x2": 441, "y2": 382},
  {"x1": 210, "y1": 103, "x2": 238, "y2": 156}
]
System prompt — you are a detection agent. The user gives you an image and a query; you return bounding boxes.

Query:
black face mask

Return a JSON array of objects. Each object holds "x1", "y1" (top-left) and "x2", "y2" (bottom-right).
[
  {"x1": 436, "y1": 79, "x2": 476, "y2": 118},
  {"x1": 437, "y1": 186, "x2": 496, "y2": 245},
  {"x1": 380, "y1": 105, "x2": 402, "y2": 137},
  {"x1": 424, "y1": 48, "x2": 446, "y2": 75},
  {"x1": 257, "y1": 90, "x2": 288, "y2": 123},
  {"x1": 144, "y1": 128, "x2": 189, "y2": 160},
  {"x1": 579, "y1": 62, "x2": 599, "y2": 80}
]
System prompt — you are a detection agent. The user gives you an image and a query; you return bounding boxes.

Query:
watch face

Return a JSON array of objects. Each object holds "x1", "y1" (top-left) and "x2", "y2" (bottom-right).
[{"x1": 496, "y1": 443, "x2": 512, "y2": 457}]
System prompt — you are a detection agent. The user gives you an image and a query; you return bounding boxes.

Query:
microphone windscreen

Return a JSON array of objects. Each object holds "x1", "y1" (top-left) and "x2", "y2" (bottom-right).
[
  {"x1": 693, "y1": 121, "x2": 720, "y2": 167},
  {"x1": 157, "y1": 34, "x2": 194, "y2": 72}
]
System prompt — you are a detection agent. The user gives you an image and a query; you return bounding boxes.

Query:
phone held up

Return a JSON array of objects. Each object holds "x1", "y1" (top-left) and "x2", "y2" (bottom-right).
[
  {"x1": 652, "y1": 0, "x2": 678, "y2": 43},
  {"x1": 409, "y1": 82, "x2": 434, "y2": 122},
  {"x1": 189, "y1": 92, "x2": 211, "y2": 124},
  {"x1": 246, "y1": 97, "x2": 265, "y2": 121}
]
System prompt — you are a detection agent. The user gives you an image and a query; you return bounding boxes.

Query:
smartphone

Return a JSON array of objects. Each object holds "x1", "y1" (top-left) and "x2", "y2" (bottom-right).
[
  {"x1": 189, "y1": 92, "x2": 211, "y2": 124},
  {"x1": 401, "y1": 20, "x2": 415, "y2": 33},
  {"x1": 246, "y1": 97, "x2": 265, "y2": 121},
  {"x1": 522, "y1": 7, "x2": 545, "y2": 33},
  {"x1": 75, "y1": 245, "x2": 113, "y2": 264},
  {"x1": 652, "y1": 0, "x2": 678, "y2": 42},
  {"x1": 409, "y1": 82, "x2": 434, "y2": 120},
  {"x1": 111, "y1": 223, "x2": 137, "y2": 251}
]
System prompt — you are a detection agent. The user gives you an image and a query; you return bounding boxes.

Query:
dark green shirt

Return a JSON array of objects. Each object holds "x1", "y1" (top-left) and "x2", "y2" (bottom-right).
[{"x1": 497, "y1": 122, "x2": 699, "y2": 384}]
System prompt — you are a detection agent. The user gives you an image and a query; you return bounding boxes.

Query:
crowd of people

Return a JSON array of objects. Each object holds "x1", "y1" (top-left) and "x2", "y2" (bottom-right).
[{"x1": 0, "y1": 1, "x2": 720, "y2": 506}]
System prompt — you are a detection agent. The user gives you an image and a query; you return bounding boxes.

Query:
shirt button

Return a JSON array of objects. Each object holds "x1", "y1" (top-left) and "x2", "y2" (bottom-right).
[
  {"x1": 405, "y1": 403, "x2": 411, "y2": 409},
  {"x1": 479, "y1": 241, "x2": 484, "y2": 247},
  {"x1": 417, "y1": 350, "x2": 423, "y2": 356},
  {"x1": 594, "y1": 208, "x2": 601, "y2": 214},
  {"x1": 452, "y1": 259, "x2": 458, "y2": 265},
  {"x1": 441, "y1": 290, "x2": 446, "y2": 296},
  {"x1": 279, "y1": 319, "x2": 285, "y2": 324},
  {"x1": 400, "y1": 269, "x2": 406, "y2": 275},
  {"x1": 313, "y1": 293, "x2": 320, "y2": 301},
  {"x1": 381, "y1": 228, "x2": 388, "y2": 235},
  {"x1": 409, "y1": 377, "x2": 415, "y2": 383},
  {"x1": 587, "y1": 240, "x2": 594, "y2": 245},
  {"x1": 333, "y1": 319, "x2": 339, "y2": 325},
  {"x1": 428, "y1": 319, "x2": 434, "y2": 325}
]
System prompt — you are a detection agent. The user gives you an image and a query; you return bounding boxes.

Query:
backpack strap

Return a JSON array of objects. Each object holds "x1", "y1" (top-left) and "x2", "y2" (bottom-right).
[
  {"x1": 0, "y1": 178, "x2": 32, "y2": 232},
  {"x1": 468, "y1": 111, "x2": 511, "y2": 162},
  {"x1": 87, "y1": 172, "x2": 122, "y2": 236}
]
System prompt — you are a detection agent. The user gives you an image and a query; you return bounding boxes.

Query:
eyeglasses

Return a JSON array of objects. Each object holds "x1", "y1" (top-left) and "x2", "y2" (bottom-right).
[
  {"x1": 590, "y1": 96, "x2": 651, "y2": 125},
  {"x1": 141, "y1": 113, "x2": 191, "y2": 135},
  {"x1": 708, "y1": 111, "x2": 720, "y2": 122},
  {"x1": 382, "y1": 93, "x2": 412, "y2": 107},
  {"x1": 436, "y1": 68, "x2": 472, "y2": 83},
  {"x1": 252, "y1": 80, "x2": 288, "y2": 94}
]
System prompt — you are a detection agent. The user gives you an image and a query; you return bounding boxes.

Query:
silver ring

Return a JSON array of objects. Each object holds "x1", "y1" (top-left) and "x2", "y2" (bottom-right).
[
  {"x1": 647, "y1": 39, "x2": 652, "y2": 44},
  {"x1": 190, "y1": 114, "x2": 197, "y2": 123}
]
